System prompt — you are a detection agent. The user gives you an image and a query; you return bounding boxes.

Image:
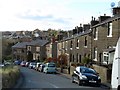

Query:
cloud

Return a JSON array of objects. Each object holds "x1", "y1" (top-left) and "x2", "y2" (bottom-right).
[
  {"x1": 0, "y1": 0, "x2": 115, "y2": 31},
  {"x1": 18, "y1": 14, "x2": 54, "y2": 21},
  {"x1": 17, "y1": 9, "x2": 71, "y2": 24}
]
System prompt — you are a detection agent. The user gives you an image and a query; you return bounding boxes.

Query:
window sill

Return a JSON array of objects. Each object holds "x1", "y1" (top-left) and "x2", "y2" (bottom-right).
[
  {"x1": 94, "y1": 38, "x2": 98, "y2": 40},
  {"x1": 107, "y1": 35, "x2": 112, "y2": 37},
  {"x1": 70, "y1": 48, "x2": 73, "y2": 50},
  {"x1": 76, "y1": 47, "x2": 79, "y2": 49},
  {"x1": 84, "y1": 46, "x2": 87, "y2": 48},
  {"x1": 93, "y1": 58, "x2": 97, "y2": 61}
]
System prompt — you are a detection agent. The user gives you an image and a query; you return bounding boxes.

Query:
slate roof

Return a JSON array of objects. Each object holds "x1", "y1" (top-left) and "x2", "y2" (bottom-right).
[
  {"x1": 92, "y1": 15, "x2": 120, "y2": 28},
  {"x1": 103, "y1": 48, "x2": 115, "y2": 53},
  {"x1": 12, "y1": 42, "x2": 29, "y2": 48},
  {"x1": 59, "y1": 30, "x2": 92, "y2": 42},
  {"x1": 27, "y1": 39, "x2": 49, "y2": 46},
  {"x1": 12, "y1": 39, "x2": 49, "y2": 49}
]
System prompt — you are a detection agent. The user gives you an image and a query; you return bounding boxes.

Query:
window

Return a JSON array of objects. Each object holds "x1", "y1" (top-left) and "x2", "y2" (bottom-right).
[
  {"x1": 22, "y1": 49, "x2": 24, "y2": 53},
  {"x1": 36, "y1": 47, "x2": 40, "y2": 52},
  {"x1": 76, "y1": 53, "x2": 78, "y2": 62},
  {"x1": 33, "y1": 53, "x2": 36, "y2": 60},
  {"x1": 107, "y1": 22, "x2": 112, "y2": 37},
  {"x1": 27, "y1": 46, "x2": 31, "y2": 51},
  {"x1": 70, "y1": 54, "x2": 72, "y2": 62},
  {"x1": 85, "y1": 37, "x2": 87, "y2": 47},
  {"x1": 93, "y1": 47, "x2": 97, "y2": 61},
  {"x1": 62, "y1": 42, "x2": 65, "y2": 49},
  {"x1": 94, "y1": 27, "x2": 98, "y2": 40},
  {"x1": 73, "y1": 55, "x2": 74, "y2": 62},
  {"x1": 17, "y1": 50, "x2": 21, "y2": 53},
  {"x1": 79, "y1": 55, "x2": 81, "y2": 63},
  {"x1": 76, "y1": 39, "x2": 79, "y2": 47},
  {"x1": 36, "y1": 54, "x2": 40, "y2": 60},
  {"x1": 65, "y1": 41, "x2": 68, "y2": 50},
  {"x1": 103, "y1": 52, "x2": 109, "y2": 64},
  {"x1": 70, "y1": 40, "x2": 73, "y2": 48}
]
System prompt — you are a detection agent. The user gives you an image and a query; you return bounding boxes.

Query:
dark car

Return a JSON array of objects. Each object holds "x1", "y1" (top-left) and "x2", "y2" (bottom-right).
[
  {"x1": 14, "y1": 60, "x2": 22, "y2": 65},
  {"x1": 72, "y1": 66, "x2": 101, "y2": 86}
]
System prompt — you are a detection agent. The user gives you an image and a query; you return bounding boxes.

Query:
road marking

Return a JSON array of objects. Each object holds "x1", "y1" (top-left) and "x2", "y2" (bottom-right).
[{"x1": 49, "y1": 83, "x2": 59, "y2": 88}]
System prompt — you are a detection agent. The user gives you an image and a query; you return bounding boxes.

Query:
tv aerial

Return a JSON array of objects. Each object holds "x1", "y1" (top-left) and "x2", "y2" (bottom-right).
[
  {"x1": 111, "y1": 2, "x2": 115, "y2": 8},
  {"x1": 110, "y1": 2, "x2": 116, "y2": 16}
]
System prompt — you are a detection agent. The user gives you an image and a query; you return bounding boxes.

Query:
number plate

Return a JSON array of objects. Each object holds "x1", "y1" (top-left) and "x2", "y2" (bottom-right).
[{"x1": 89, "y1": 80, "x2": 96, "y2": 83}]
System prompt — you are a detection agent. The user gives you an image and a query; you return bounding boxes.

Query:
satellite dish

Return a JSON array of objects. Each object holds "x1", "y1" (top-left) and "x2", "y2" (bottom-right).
[{"x1": 111, "y1": 2, "x2": 115, "y2": 7}]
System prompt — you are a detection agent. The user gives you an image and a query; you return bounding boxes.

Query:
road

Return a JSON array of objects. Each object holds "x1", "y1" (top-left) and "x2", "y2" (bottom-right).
[{"x1": 17, "y1": 67, "x2": 109, "y2": 90}]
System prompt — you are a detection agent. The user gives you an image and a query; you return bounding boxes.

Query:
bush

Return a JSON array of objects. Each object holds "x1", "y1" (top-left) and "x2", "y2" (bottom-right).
[{"x1": 82, "y1": 57, "x2": 91, "y2": 64}]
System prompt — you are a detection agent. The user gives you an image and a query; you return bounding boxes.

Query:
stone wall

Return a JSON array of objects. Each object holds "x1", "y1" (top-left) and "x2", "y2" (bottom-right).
[
  {"x1": 70, "y1": 66, "x2": 75, "y2": 75},
  {"x1": 93, "y1": 64, "x2": 111, "y2": 83}
]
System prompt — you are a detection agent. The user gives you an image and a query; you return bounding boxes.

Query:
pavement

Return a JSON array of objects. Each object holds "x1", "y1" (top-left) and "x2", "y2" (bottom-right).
[{"x1": 57, "y1": 71, "x2": 111, "y2": 89}]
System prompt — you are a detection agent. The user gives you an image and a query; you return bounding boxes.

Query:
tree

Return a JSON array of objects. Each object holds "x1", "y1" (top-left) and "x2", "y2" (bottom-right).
[{"x1": 58, "y1": 54, "x2": 68, "y2": 68}]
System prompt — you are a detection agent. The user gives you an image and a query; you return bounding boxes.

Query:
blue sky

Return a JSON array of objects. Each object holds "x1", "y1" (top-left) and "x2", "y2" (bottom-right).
[{"x1": 0, "y1": 0, "x2": 120, "y2": 31}]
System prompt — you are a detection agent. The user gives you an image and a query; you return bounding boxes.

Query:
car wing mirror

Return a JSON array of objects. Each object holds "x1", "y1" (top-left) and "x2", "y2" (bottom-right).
[
  {"x1": 97, "y1": 72, "x2": 99, "y2": 75},
  {"x1": 73, "y1": 70, "x2": 76, "y2": 73}
]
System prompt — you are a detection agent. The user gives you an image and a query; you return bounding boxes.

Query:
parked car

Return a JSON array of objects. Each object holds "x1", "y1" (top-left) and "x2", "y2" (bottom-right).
[
  {"x1": 72, "y1": 66, "x2": 101, "y2": 86},
  {"x1": 38, "y1": 64, "x2": 45, "y2": 72},
  {"x1": 25, "y1": 62, "x2": 30, "y2": 67},
  {"x1": 0, "y1": 63, "x2": 5, "y2": 68},
  {"x1": 29, "y1": 62, "x2": 36, "y2": 69},
  {"x1": 20, "y1": 61, "x2": 26, "y2": 67},
  {"x1": 43, "y1": 62, "x2": 56, "y2": 74},
  {"x1": 14, "y1": 60, "x2": 22, "y2": 65},
  {"x1": 35, "y1": 62, "x2": 41, "y2": 71}
]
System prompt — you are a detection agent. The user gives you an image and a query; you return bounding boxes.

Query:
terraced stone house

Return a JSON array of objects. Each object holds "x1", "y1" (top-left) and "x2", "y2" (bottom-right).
[{"x1": 12, "y1": 39, "x2": 49, "y2": 62}]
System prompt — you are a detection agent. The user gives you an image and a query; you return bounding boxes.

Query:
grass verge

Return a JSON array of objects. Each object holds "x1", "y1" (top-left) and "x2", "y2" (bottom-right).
[{"x1": 1, "y1": 65, "x2": 20, "y2": 88}]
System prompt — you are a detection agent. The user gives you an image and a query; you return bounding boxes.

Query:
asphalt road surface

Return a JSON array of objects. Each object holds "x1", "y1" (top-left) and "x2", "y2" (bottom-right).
[{"x1": 17, "y1": 67, "x2": 110, "y2": 90}]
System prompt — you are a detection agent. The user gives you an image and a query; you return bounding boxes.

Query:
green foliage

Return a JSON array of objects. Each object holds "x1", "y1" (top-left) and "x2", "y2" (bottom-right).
[
  {"x1": 2, "y1": 66, "x2": 20, "y2": 88},
  {"x1": 3, "y1": 55, "x2": 12, "y2": 60},
  {"x1": 2, "y1": 38, "x2": 15, "y2": 60},
  {"x1": 82, "y1": 57, "x2": 91, "y2": 64}
]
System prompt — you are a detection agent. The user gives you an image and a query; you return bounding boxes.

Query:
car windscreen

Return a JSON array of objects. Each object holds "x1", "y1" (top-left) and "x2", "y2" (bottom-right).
[
  {"x1": 81, "y1": 68, "x2": 97, "y2": 75},
  {"x1": 31, "y1": 63, "x2": 36, "y2": 65},
  {"x1": 48, "y1": 64, "x2": 55, "y2": 67}
]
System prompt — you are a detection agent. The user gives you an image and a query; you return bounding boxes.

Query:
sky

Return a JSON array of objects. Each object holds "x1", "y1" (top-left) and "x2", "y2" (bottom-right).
[{"x1": 0, "y1": 0, "x2": 120, "y2": 31}]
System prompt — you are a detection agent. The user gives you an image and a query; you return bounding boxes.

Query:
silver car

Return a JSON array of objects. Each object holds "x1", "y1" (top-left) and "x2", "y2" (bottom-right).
[
  {"x1": 29, "y1": 62, "x2": 36, "y2": 69},
  {"x1": 43, "y1": 62, "x2": 56, "y2": 74}
]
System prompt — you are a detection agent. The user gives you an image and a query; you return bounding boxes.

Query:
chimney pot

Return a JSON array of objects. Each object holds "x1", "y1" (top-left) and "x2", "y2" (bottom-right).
[
  {"x1": 92, "y1": 16, "x2": 93, "y2": 20},
  {"x1": 80, "y1": 24, "x2": 82, "y2": 27}
]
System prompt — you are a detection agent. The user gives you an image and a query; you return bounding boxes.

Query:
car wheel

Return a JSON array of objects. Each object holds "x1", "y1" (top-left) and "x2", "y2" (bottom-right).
[
  {"x1": 45, "y1": 71, "x2": 48, "y2": 74},
  {"x1": 78, "y1": 77, "x2": 82, "y2": 86},
  {"x1": 117, "y1": 85, "x2": 120, "y2": 90},
  {"x1": 72, "y1": 76, "x2": 75, "y2": 83}
]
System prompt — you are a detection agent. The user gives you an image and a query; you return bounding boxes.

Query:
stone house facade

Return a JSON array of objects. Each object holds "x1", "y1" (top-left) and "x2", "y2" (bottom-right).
[
  {"x1": 56, "y1": 7, "x2": 120, "y2": 83},
  {"x1": 26, "y1": 39, "x2": 49, "y2": 62},
  {"x1": 57, "y1": 7, "x2": 120, "y2": 66},
  {"x1": 12, "y1": 42, "x2": 29, "y2": 61},
  {"x1": 45, "y1": 42, "x2": 52, "y2": 58},
  {"x1": 12, "y1": 39, "x2": 49, "y2": 62}
]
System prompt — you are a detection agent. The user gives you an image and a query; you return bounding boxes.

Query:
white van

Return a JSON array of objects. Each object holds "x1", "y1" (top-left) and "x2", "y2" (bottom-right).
[{"x1": 111, "y1": 37, "x2": 120, "y2": 90}]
